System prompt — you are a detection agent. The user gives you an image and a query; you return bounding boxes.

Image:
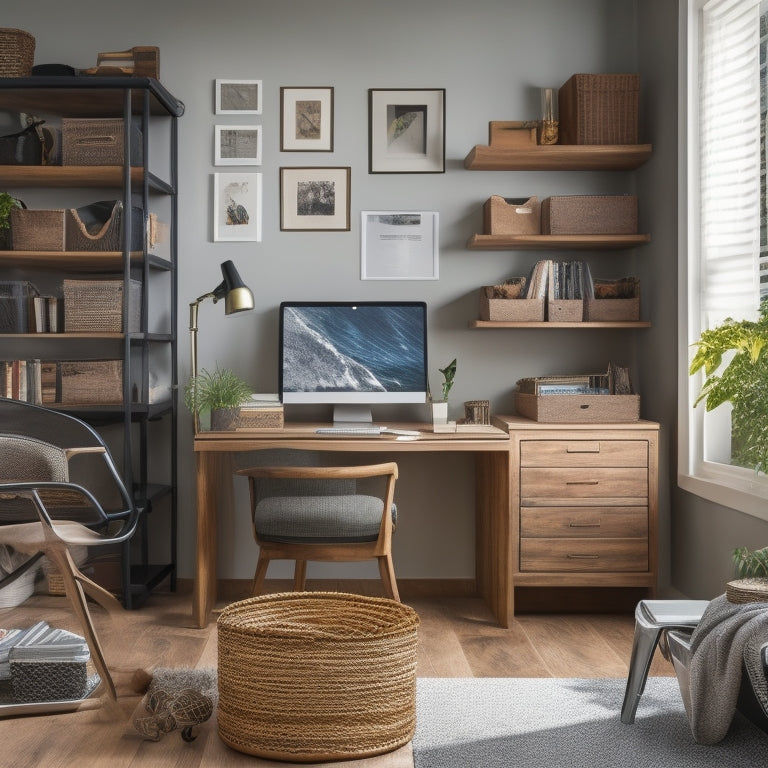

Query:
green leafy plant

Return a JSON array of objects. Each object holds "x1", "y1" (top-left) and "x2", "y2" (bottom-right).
[
  {"x1": 439, "y1": 358, "x2": 457, "y2": 402},
  {"x1": 733, "y1": 545, "x2": 768, "y2": 579},
  {"x1": 689, "y1": 298, "x2": 768, "y2": 473},
  {"x1": 184, "y1": 366, "x2": 252, "y2": 414},
  {"x1": 0, "y1": 192, "x2": 22, "y2": 231}
]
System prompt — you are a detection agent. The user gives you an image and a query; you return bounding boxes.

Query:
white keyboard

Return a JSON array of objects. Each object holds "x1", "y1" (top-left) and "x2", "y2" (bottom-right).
[{"x1": 316, "y1": 426, "x2": 383, "y2": 435}]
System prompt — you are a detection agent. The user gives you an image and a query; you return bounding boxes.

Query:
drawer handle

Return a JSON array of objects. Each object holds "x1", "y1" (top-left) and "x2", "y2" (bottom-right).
[
  {"x1": 565, "y1": 480, "x2": 599, "y2": 485},
  {"x1": 566, "y1": 554, "x2": 600, "y2": 559},
  {"x1": 569, "y1": 520, "x2": 601, "y2": 528}
]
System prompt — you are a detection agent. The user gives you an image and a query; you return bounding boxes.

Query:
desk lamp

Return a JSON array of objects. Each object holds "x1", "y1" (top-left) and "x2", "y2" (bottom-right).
[{"x1": 189, "y1": 259, "x2": 254, "y2": 432}]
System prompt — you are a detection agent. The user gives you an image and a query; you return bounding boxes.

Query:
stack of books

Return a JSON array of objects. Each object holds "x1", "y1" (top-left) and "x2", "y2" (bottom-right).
[{"x1": 238, "y1": 393, "x2": 284, "y2": 430}]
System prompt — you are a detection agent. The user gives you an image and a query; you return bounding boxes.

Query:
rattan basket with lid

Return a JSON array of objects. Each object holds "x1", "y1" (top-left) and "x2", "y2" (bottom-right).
[
  {"x1": 0, "y1": 29, "x2": 35, "y2": 77},
  {"x1": 217, "y1": 591, "x2": 419, "y2": 762}
]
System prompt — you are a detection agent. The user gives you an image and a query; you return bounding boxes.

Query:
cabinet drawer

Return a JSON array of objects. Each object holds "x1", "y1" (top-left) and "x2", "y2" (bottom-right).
[
  {"x1": 521, "y1": 467, "x2": 648, "y2": 501},
  {"x1": 520, "y1": 506, "x2": 648, "y2": 538},
  {"x1": 520, "y1": 439, "x2": 648, "y2": 468},
  {"x1": 520, "y1": 538, "x2": 648, "y2": 572}
]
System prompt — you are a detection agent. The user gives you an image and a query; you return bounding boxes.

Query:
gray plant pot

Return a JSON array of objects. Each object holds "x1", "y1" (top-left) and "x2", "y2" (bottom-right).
[{"x1": 210, "y1": 407, "x2": 240, "y2": 431}]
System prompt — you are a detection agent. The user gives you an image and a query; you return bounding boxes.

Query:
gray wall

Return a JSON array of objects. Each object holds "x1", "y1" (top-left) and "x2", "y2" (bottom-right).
[{"x1": 4, "y1": 0, "x2": 717, "y2": 592}]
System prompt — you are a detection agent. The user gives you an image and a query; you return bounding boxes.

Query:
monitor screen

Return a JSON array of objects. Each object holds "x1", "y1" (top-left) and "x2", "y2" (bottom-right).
[{"x1": 279, "y1": 301, "x2": 428, "y2": 423}]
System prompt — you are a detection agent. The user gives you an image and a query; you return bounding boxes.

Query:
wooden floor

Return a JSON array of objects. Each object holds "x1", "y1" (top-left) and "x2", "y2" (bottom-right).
[{"x1": 0, "y1": 585, "x2": 675, "y2": 768}]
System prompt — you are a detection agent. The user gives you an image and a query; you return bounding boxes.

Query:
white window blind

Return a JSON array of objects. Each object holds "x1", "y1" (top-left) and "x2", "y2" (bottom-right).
[{"x1": 699, "y1": 0, "x2": 761, "y2": 319}]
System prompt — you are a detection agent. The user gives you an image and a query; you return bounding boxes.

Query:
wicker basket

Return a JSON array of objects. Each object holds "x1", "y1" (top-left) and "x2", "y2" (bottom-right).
[
  {"x1": 10, "y1": 208, "x2": 65, "y2": 251},
  {"x1": 479, "y1": 287, "x2": 544, "y2": 322},
  {"x1": 0, "y1": 29, "x2": 35, "y2": 77},
  {"x1": 61, "y1": 118, "x2": 143, "y2": 166},
  {"x1": 726, "y1": 578, "x2": 768, "y2": 604},
  {"x1": 217, "y1": 592, "x2": 419, "y2": 761},
  {"x1": 63, "y1": 279, "x2": 141, "y2": 333},
  {"x1": 541, "y1": 195, "x2": 638, "y2": 235},
  {"x1": 483, "y1": 195, "x2": 541, "y2": 235},
  {"x1": 559, "y1": 73, "x2": 639, "y2": 145},
  {"x1": 60, "y1": 360, "x2": 123, "y2": 404}
]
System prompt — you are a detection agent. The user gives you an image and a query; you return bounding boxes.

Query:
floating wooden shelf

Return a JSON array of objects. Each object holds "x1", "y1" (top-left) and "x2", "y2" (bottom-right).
[
  {"x1": 464, "y1": 144, "x2": 653, "y2": 171},
  {"x1": 467, "y1": 233, "x2": 650, "y2": 250},
  {"x1": 0, "y1": 251, "x2": 171, "y2": 270},
  {"x1": 470, "y1": 320, "x2": 652, "y2": 329}
]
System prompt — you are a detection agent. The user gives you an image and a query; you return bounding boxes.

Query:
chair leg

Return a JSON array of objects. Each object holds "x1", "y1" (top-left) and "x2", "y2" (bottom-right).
[
  {"x1": 46, "y1": 548, "x2": 117, "y2": 701},
  {"x1": 293, "y1": 560, "x2": 307, "y2": 591},
  {"x1": 620, "y1": 621, "x2": 663, "y2": 724},
  {"x1": 378, "y1": 554, "x2": 400, "y2": 602},
  {"x1": 73, "y1": 566, "x2": 124, "y2": 615},
  {"x1": 251, "y1": 554, "x2": 270, "y2": 596}
]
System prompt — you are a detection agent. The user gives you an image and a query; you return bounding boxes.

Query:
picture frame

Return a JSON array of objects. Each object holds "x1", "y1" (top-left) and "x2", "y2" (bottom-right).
[
  {"x1": 213, "y1": 172, "x2": 262, "y2": 242},
  {"x1": 361, "y1": 211, "x2": 439, "y2": 280},
  {"x1": 214, "y1": 125, "x2": 262, "y2": 166},
  {"x1": 368, "y1": 88, "x2": 445, "y2": 173},
  {"x1": 280, "y1": 167, "x2": 351, "y2": 231},
  {"x1": 215, "y1": 79, "x2": 262, "y2": 114},
  {"x1": 280, "y1": 87, "x2": 334, "y2": 151}
]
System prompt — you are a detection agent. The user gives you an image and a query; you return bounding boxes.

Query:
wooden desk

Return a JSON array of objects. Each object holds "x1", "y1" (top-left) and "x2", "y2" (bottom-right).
[{"x1": 193, "y1": 422, "x2": 512, "y2": 628}]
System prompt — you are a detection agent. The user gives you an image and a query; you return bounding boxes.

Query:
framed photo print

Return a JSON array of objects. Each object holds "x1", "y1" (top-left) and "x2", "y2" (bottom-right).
[
  {"x1": 280, "y1": 167, "x2": 351, "y2": 231},
  {"x1": 280, "y1": 87, "x2": 334, "y2": 151},
  {"x1": 215, "y1": 79, "x2": 262, "y2": 114},
  {"x1": 214, "y1": 125, "x2": 262, "y2": 165},
  {"x1": 213, "y1": 172, "x2": 262, "y2": 242},
  {"x1": 368, "y1": 88, "x2": 445, "y2": 173},
  {"x1": 361, "y1": 211, "x2": 439, "y2": 280}
]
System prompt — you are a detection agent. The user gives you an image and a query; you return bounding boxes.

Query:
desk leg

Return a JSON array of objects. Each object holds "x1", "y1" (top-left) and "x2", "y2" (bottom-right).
[
  {"x1": 193, "y1": 451, "x2": 230, "y2": 628},
  {"x1": 475, "y1": 452, "x2": 512, "y2": 627}
]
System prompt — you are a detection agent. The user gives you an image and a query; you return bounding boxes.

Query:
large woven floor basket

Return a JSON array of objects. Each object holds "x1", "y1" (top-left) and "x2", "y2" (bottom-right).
[{"x1": 217, "y1": 592, "x2": 420, "y2": 762}]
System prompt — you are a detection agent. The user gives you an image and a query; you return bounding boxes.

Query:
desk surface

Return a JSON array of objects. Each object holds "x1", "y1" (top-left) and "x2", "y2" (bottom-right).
[{"x1": 194, "y1": 422, "x2": 510, "y2": 452}]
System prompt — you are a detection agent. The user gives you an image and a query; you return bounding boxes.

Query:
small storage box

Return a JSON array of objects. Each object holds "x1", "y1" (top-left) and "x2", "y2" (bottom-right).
[
  {"x1": 61, "y1": 118, "x2": 143, "y2": 166},
  {"x1": 516, "y1": 392, "x2": 640, "y2": 423},
  {"x1": 60, "y1": 360, "x2": 123, "y2": 404},
  {"x1": 488, "y1": 121, "x2": 538, "y2": 148},
  {"x1": 483, "y1": 195, "x2": 541, "y2": 235},
  {"x1": 548, "y1": 298, "x2": 583, "y2": 322},
  {"x1": 237, "y1": 406, "x2": 285, "y2": 430},
  {"x1": 585, "y1": 278, "x2": 640, "y2": 322},
  {"x1": 0, "y1": 280, "x2": 37, "y2": 332},
  {"x1": 558, "y1": 73, "x2": 640, "y2": 145},
  {"x1": 479, "y1": 287, "x2": 544, "y2": 322},
  {"x1": 10, "y1": 208, "x2": 65, "y2": 251},
  {"x1": 63, "y1": 279, "x2": 141, "y2": 333},
  {"x1": 541, "y1": 195, "x2": 637, "y2": 235}
]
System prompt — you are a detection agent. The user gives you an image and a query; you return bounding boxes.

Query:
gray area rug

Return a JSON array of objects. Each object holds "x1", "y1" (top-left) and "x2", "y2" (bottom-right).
[{"x1": 413, "y1": 677, "x2": 768, "y2": 768}]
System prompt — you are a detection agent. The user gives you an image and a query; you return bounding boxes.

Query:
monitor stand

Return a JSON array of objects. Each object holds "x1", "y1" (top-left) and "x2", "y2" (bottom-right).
[{"x1": 332, "y1": 404, "x2": 376, "y2": 429}]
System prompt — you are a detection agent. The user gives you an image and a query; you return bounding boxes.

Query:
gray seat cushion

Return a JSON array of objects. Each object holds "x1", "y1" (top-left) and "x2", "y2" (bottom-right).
[{"x1": 255, "y1": 495, "x2": 396, "y2": 544}]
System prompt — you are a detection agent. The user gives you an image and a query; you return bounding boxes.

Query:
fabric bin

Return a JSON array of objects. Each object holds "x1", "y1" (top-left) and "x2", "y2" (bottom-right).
[
  {"x1": 60, "y1": 360, "x2": 123, "y2": 404},
  {"x1": 585, "y1": 278, "x2": 641, "y2": 321},
  {"x1": 558, "y1": 73, "x2": 640, "y2": 145},
  {"x1": 479, "y1": 287, "x2": 544, "y2": 322},
  {"x1": 61, "y1": 118, "x2": 143, "y2": 166},
  {"x1": 63, "y1": 278, "x2": 141, "y2": 333},
  {"x1": 483, "y1": 195, "x2": 541, "y2": 235},
  {"x1": 541, "y1": 195, "x2": 638, "y2": 235},
  {"x1": 65, "y1": 200, "x2": 144, "y2": 252},
  {"x1": 10, "y1": 208, "x2": 65, "y2": 251},
  {"x1": 0, "y1": 280, "x2": 37, "y2": 333}
]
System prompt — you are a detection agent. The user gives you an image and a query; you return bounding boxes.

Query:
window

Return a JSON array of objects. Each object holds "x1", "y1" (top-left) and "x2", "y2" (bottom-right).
[{"x1": 680, "y1": 0, "x2": 768, "y2": 520}]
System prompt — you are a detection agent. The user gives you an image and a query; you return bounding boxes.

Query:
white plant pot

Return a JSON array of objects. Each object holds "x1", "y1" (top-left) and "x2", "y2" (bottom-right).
[{"x1": 431, "y1": 400, "x2": 449, "y2": 426}]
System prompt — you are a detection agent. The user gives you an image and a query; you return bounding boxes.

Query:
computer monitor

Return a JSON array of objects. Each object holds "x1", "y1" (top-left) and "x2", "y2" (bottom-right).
[{"x1": 279, "y1": 300, "x2": 428, "y2": 425}]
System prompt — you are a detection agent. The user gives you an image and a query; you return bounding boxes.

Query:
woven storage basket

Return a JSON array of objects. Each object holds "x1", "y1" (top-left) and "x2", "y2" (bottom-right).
[
  {"x1": 559, "y1": 73, "x2": 639, "y2": 145},
  {"x1": 483, "y1": 195, "x2": 541, "y2": 235},
  {"x1": 60, "y1": 360, "x2": 123, "y2": 404},
  {"x1": 217, "y1": 592, "x2": 419, "y2": 762},
  {"x1": 63, "y1": 279, "x2": 141, "y2": 333},
  {"x1": 10, "y1": 208, "x2": 65, "y2": 251},
  {"x1": 0, "y1": 29, "x2": 35, "y2": 77},
  {"x1": 65, "y1": 200, "x2": 144, "y2": 252},
  {"x1": 541, "y1": 195, "x2": 638, "y2": 235},
  {"x1": 61, "y1": 118, "x2": 143, "y2": 166},
  {"x1": 516, "y1": 392, "x2": 640, "y2": 423},
  {"x1": 726, "y1": 578, "x2": 768, "y2": 604},
  {"x1": 479, "y1": 287, "x2": 544, "y2": 322}
]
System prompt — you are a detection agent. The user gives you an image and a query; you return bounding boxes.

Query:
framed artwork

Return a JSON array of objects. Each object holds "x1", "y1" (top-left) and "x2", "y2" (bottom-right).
[
  {"x1": 280, "y1": 87, "x2": 334, "y2": 151},
  {"x1": 214, "y1": 125, "x2": 262, "y2": 166},
  {"x1": 360, "y1": 211, "x2": 439, "y2": 280},
  {"x1": 368, "y1": 88, "x2": 446, "y2": 173},
  {"x1": 215, "y1": 79, "x2": 262, "y2": 114},
  {"x1": 280, "y1": 166, "x2": 351, "y2": 231},
  {"x1": 213, "y1": 172, "x2": 262, "y2": 242}
]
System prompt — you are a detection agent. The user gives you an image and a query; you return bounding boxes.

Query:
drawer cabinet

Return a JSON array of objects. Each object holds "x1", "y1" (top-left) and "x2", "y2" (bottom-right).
[{"x1": 497, "y1": 417, "x2": 659, "y2": 614}]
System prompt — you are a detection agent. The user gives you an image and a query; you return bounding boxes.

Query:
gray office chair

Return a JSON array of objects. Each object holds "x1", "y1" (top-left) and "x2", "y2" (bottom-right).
[
  {"x1": 0, "y1": 397, "x2": 140, "y2": 701},
  {"x1": 235, "y1": 452, "x2": 400, "y2": 600}
]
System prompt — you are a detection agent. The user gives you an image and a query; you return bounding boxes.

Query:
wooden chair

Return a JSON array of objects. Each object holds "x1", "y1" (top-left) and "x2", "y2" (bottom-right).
[
  {"x1": 0, "y1": 397, "x2": 140, "y2": 702},
  {"x1": 235, "y1": 461, "x2": 400, "y2": 601}
]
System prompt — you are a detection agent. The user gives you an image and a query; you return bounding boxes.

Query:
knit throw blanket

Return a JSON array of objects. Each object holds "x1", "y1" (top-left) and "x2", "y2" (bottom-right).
[{"x1": 688, "y1": 594, "x2": 768, "y2": 744}]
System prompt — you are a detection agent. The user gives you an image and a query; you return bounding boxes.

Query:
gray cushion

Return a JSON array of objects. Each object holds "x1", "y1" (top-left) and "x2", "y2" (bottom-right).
[{"x1": 255, "y1": 494, "x2": 396, "y2": 544}]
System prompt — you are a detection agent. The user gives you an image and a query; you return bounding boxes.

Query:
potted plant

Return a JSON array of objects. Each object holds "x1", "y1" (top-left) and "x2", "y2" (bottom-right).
[
  {"x1": 184, "y1": 366, "x2": 252, "y2": 431},
  {"x1": 431, "y1": 358, "x2": 457, "y2": 427},
  {"x1": 0, "y1": 192, "x2": 22, "y2": 251}
]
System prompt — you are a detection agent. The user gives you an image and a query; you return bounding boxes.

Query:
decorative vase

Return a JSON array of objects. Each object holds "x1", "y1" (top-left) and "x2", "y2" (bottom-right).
[
  {"x1": 210, "y1": 407, "x2": 240, "y2": 431},
  {"x1": 431, "y1": 400, "x2": 449, "y2": 426}
]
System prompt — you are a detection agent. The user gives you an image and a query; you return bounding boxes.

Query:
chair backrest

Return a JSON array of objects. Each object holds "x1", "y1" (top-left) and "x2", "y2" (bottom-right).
[{"x1": 0, "y1": 435, "x2": 69, "y2": 482}]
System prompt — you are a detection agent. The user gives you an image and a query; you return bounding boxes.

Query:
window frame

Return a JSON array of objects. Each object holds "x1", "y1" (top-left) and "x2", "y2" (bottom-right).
[{"x1": 678, "y1": 0, "x2": 768, "y2": 522}]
